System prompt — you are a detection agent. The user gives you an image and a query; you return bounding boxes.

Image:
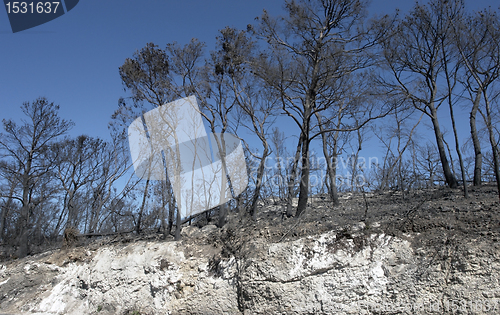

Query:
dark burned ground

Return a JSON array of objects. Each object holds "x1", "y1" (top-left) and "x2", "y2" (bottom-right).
[
  {"x1": 170, "y1": 183, "x2": 500, "y2": 267},
  {"x1": 0, "y1": 184, "x2": 498, "y2": 315},
  {"x1": 209, "y1": 183, "x2": 500, "y2": 248},
  {"x1": 2, "y1": 184, "x2": 500, "y2": 263}
]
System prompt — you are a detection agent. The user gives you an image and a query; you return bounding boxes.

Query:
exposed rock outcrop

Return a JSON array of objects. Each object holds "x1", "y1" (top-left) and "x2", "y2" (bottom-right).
[
  {"x1": 0, "y1": 226, "x2": 499, "y2": 315},
  {"x1": 1, "y1": 186, "x2": 500, "y2": 314}
]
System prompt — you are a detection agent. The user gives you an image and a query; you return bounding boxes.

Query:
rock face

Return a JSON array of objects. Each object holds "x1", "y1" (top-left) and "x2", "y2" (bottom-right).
[
  {"x1": 0, "y1": 239, "x2": 240, "y2": 315},
  {"x1": 1, "y1": 225, "x2": 499, "y2": 315},
  {"x1": 241, "y1": 232, "x2": 500, "y2": 315}
]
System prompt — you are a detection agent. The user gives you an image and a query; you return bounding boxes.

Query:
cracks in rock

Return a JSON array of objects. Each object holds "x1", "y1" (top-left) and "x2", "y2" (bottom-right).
[
  {"x1": 149, "y1": 282, "x2": 160, "y2": 299},
  {"x1": 244, "y1": 263, "x2": 342, "y2": 284},
  {"x1": 315, "y1": 293, "x2": 325, "y2": 313}
]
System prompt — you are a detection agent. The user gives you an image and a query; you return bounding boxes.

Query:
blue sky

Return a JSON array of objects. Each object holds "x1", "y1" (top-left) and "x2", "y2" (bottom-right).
[
  {"x1": 1, "y1": 0, "x2": 498, "y2": 180},
  {"x1": 0, "y1": 0, "x2": 421, "y2": 139},
  {"x1": 0, "y1": 0, "x2": 285, "y2": 138}
]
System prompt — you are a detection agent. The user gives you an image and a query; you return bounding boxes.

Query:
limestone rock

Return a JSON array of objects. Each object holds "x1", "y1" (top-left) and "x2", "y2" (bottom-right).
[{"x1": 0, "y1": 229, "x2": 498, "y2": 315}]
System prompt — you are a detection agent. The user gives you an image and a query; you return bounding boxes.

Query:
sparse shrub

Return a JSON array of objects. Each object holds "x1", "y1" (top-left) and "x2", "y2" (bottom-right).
[{"x1": 63, "y1": 226, "x2": 79, "y2": 248}]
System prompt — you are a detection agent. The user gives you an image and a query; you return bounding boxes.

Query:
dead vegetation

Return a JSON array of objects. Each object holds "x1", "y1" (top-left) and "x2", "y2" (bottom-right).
[{"x1": 2, "y1": 184, "x2": 499, "y2": 267}]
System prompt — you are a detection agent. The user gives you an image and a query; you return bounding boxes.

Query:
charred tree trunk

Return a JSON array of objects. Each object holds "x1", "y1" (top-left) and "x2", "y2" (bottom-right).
[
  {"x1": 168, "y1": 195, "x2": 174, "y2": 236},
  {"x1": 471, "y1": 90, "x2": 483, "y2": 186},
  {"x1": 449, "y1": 96, "x2": 469, "y2": 197},
  {"x1": 0, "y1": 182, "x2": 16, "y2": 243},
  {"x1": 286, "y1": 133, "x2": 303, "y2": 217},
  {"x1": 16, "y1": 159, "x2": 33, "y2": 258},
  {"x1": 429, "y1": 104, "x2": 458, "y2": 189},
  {"x1": 296, "y1": 117, "x2": 311, "y2": 217},
  {"x1": 165, "y1": 173, "x2": 174, "y2": 236},
  {"x1": 442, "y1": 46, "x2": 469, "y2": 198},
  {"x1": 175, "y1": 206, "x2": 181, "y2": 240},
  {"x1": 251, "y1": 144, "x2": 270, "y2": 220},
  {"x1": 483, "y1": 92, "x2": 500, "y2": 202},
  {"x1": 315, "y1": 112, "x2": 339, "y2": 205},
  {"x1": 136, "y1": 179, "x2": 150, "y2": 234},
  {"x1": 296, "y1": 139, "x2": 310, "y2": 217}
]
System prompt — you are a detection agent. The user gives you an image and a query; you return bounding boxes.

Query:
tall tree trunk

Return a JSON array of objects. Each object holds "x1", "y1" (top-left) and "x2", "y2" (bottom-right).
[
  {"x1": 470, "y1": 90, "x2": 483, "y2": 186},
  {"x1": 429, "y1": 104, "x2": 458, "y2": 188},
  {"x1": 53, "y1": 196, "x2": 68, "y2": 237},
  {"x1": 0, "y1": 183, "x2": 16, "y2": 243},
  {"x1": 483, "y1": 92, "x2": 500, "y2": 202},
  {"x1": 160, "y1": 182, "x2": 167, "y2": 235},
  {"x1": 172, "y1": 150, "x2": 182, "y2": 241},
  {"x1": 175, "y1": 206, "x2": 181, "y2": 240},
  {"x1": 136, "y1": 179, "x2": 150, "y2": 234},
  {"x1": 449, "y1": 100, "x2": 469, "y2": 197},
  {"x1": 173, "y1": 135, "x2": 183, "y2": 240},
  {"x1": 164, "y1": 167, "x2": 174, "y2": 237},
  {"x1": 213, "y1": 134, "x2": 230, "y2": 228},
  {"x1": 350, "y1": 129, "x2": 363, "y2": 192},
  {"x1": 17, "y1": 206, "x2": 30, "y2": 258},
  {"x1": 315, "y1": 112, "x2": 339, "y2": 205},
  {"x1": 218, "y1": 204, "x2": 227, "y2": 228},
  {"x1": 330, "y1": 150, "x2": 339, "y2": 203},
  {"x1": 16, "y1": 159, "x2": 33, "y2": 258},
  {"x1": 296, "y1": 134, "x2": 310, "y2": 217},
  {"x1": 286, "y1": 133, "x2": 303, "y2": 217},
  {"x1": 168, "y1": 191, "x2": 174, "y2": 236},
  {"x1": 446, "y1": 81, "x2": 469, "y2": 198},
  {"x1": 296, "y1": 89, "x2": 318, "y2": 217},
  {"x1": 65, "y1": 191, "x2": 76, "y2": 230},
  {"x1": 250, "y1": 144, "x2": 269, "y2": 220},
  {"x1": 0, "y1": 206, "x2": 6, "y2": 244},
  {"x1": 441, "y1": 45, "x2": 469, "y2": 197}
]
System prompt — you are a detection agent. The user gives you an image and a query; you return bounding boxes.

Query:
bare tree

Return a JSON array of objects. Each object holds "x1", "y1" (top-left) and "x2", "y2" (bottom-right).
[
  {"x1": 452, "y1": 8, "x2": 500, "y2": 186},
  {"x1": 119, "y1": 39, "x2": 242, "y2": 236},
  {"x1": 481, "y1": 91, "x2": 500, "y2": 201},
  {"x1": 51, "y1": 135, "x2": 108, "y2": 234},
  {"x1": 380, "y1": 0, "x2": 462, "y2": 189},
  {"x1": 233, "y1": 86, "x2": 277, "y2": 219},
  {"x1": 251, "y1": 0, "x2": 389, "y2": 216},
  {"x1": 0, "y1": 162, "x2": 20, "y2": 243},
  {"x1": 118, "y1": 43, "x2": 187, "y2": 239},
  {"x1": 213, "y1": 27, "x2": 279, "y2": 219},
  {"x1": 440, "y1": 26, "x2": 469, "y2": 198},
  {"x1": 416, "y1": 142, "x2": 444, "y2": 187},
  {"x1": 454, "y1": 8, "x2": 500, "y2": 199},
  {"x1": 0, "y1": 98, "x2": 73, "y2": 257},
  {"x1": 372, "y1": 104, "x2": 423, "y2": 194},
  {"x1": 167, "y1": 36, "x2": 250, "y2": 226},
  {"x1": 316, "y1": 72, "x2": 382, "y2": 203},
  {"x1": 83, "y1": 138, "x2": 132, "y2": 235}
]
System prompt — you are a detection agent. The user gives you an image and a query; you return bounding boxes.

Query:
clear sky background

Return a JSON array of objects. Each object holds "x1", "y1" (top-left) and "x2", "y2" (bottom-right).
[{"x1": 1, "y1": 0, "x2": 498, "y2": 180}]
